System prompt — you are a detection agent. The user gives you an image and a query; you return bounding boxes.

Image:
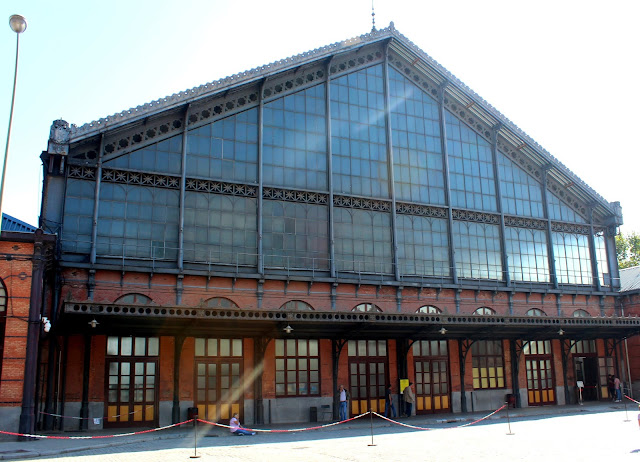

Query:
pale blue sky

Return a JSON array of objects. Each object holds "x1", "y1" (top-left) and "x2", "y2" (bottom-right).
[{"x1": 1, "y1": 0, "x2": 638, "y2": 231}]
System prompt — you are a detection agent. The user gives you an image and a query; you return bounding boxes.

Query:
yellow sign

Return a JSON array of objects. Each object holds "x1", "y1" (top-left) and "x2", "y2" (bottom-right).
[{"x1": 399, "y1": 378, "x2": 409, "y2": 394}]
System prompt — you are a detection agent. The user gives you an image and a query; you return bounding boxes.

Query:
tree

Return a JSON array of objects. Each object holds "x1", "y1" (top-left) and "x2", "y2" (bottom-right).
[{"x1": 616, "y1": 231, "x2": 640, "y2": 269}]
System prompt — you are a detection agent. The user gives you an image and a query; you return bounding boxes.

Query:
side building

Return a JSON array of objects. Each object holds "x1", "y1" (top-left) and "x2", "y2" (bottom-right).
[{"x1": 26, "y1": 24, "x2": 638, "y2": 432}]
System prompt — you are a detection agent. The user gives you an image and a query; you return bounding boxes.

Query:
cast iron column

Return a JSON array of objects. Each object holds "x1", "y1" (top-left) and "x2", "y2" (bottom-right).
[
  {"x1": 79, "y1": 334, "x2": 92, "y2": 430},
  {"x1": 171, "y1": 336, "x2": 185, "y2": 423}
]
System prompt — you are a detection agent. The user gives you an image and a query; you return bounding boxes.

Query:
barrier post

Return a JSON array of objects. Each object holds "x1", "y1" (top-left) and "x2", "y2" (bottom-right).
[
  {"x1": 368, "y1": 409, "x2": 376, "y2": 447},
  {"x1": 190, "y1": 418, "x2": 200, "y2": 459},
  {"x1": 504, "y1": 402, "x2": 514, "y2": 435},
  {"x1": 624, "y1": 393, "x2": 630, "y2": 422}
]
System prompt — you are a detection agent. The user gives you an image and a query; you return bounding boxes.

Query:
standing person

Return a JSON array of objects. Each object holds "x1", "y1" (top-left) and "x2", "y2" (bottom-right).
[
  {"x1": 229, "y1": 413, "x2": 256, "y2": 436},
  {"x1": 403, "y1": 382, "x2": 415, "y2": 417},
  {"x1": 338, "y1": 384, "x2": 349, "y2": 421},
  {"x1": 607, "y1": 375, "x2": 615, "y2": 401},
  {"x1": 614, "y1": 375, "x2": 622, "y2": 402},
  {"x1": 385, "y1": 384, "x2": 396, "y2": 418}
]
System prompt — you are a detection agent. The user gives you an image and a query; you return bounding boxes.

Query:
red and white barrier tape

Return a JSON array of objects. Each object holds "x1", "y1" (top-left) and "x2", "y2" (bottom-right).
[
  {"x1": 625, "y1": 395, "x2": 639, "y2": 405},
  {"x1": 197, "y1": 412, "x2": 370, "y2": 433},
  {"x1": 371, "y1": 404, "x2": 507, "y2": 430},
  {"x1": 40, "y1": 405, "x2": 155, "y2": 420},
  {"x1": 0, "y1": 419, "x2": 193, "y2": 440}
]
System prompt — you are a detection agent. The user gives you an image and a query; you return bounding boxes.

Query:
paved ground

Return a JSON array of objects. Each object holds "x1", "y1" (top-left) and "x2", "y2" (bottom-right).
[{"x1": 1, "y1": 401, "x2": 639, "y2": 461}]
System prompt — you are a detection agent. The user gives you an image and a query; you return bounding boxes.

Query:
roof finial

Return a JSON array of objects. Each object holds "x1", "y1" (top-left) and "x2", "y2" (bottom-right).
[{"x1": 371, "y1": 0, "x2": 376, "y2": 32}]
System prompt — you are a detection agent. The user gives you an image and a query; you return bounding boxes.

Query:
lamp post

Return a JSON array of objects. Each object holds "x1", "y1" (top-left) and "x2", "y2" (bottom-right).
[{"x1": 1, "y1": 14, "x2": 27, "y2": 228}]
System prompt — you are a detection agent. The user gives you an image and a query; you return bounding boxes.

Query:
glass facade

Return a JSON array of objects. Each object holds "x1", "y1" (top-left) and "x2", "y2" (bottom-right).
[
  {"x1": 453, "y1": 221, "x2": 502, "y2": 280},
  {"x1": 186, "y1": 109, "x2": 258, "y2": 183},
  {"x1": 505, "y1": 227, "x2": 549, "y2": 283},
  {"x1": 331, "y1": 65, "x2": 388, "y2": 198},
  {"x1": 389, "y1": 68, "x2": 445, "y2": 205},
  {"x1": 263, "y1": 200, "x2": 329, "y2": 270},
  {"x1": 264, "y1": 85, "x2": 327, "y2": 190},
  {"x1": 498, "y1": 151, "x2": 544, "y2": 218},
  {"x1": 446, "y1": 111, "x2": 496, "y2": 212},
  {"x1": 397, "y1": 215, "x2": 449, "y2": 277},
  {"x1": 552, "y1": 232, "x2": 592, "y2": 285},
  {"x1": 62, "y1": 59, "x2": 613, "y2": 290}
]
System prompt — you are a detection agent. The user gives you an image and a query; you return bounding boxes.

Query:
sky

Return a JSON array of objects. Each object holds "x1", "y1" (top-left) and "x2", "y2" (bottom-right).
[{"x1": 0, "y1": 0, "x2": 638, "y2": 233}]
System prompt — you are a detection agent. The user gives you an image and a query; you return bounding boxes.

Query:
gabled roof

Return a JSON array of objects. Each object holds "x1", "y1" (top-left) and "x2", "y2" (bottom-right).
[
  {"x1": 63, "y1": 23, "x2": 620, "y2": 224},
  {"x1": 621, "y1": 266, "x2": 640, "y2": 293}
]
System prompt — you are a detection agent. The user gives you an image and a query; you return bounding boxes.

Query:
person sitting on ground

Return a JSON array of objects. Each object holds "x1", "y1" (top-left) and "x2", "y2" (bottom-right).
[{"x1": 230, "y1": 413, "x2": 256, "y2": 436}]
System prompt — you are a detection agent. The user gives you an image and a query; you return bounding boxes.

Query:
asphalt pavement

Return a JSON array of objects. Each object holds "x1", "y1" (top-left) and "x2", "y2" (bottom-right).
[{"x1": 0, "y1": 399, "x2": 635, "y2": 460}]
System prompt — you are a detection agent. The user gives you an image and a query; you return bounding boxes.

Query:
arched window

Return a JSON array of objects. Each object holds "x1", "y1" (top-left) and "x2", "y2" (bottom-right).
[
  {"x1": 280, "y1": 300, "x2": 314, "y2": 311},
  {"x1": 526, "y1": 308, "x2": 547, "y2": 316},
  {"x1": 473, "y1": 307, "x2": 496, "y2": 315},
  {"x1": 353, "y1": 303, "x2": 383, "y2": 312},
  {"x1": 115, "y1": 293, "x2": 152, "y2": 305},
  {"x1": 573, "y1": 309, "x2": 591, "y2": 318},
  {"x1": 0, "y1": 279, "x2": 6, "y2": 384},
  {"x1": 205, "y1": 297, "x2": 239, "y2": 309},
  {"x1": 417, "y1": 305, "x2": 442, "y2": 314}
]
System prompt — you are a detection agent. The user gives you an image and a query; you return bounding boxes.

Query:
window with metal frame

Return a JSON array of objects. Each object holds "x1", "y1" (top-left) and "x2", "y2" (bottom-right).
[
  {"x1": 472, "y1": 340, "x2": 505, "y2": 389},
  {"x1": 417, "y1": 305, "x2": 442, "y2": 314},
  {"x1": 280, "y1": 300, "x2": 314, "y2": 311},
  {"x1": 353, "y1": 303, "x2": 383, "y2": 312},
  {"x1": 115, "y1": 293, "x2": 153, "y2": 305},
  {"x1": 275, "y1": 339, "x2": 320, "y2": 397},
  {"x1": 526, "y1": 308, "x2": 547, "y2": 316},
  {"x1": 473, "y1": 307, "x2": 496, "y2": 315},
  {"x1": 205, "y1": 297, "x2": 239, "y2": 309}
]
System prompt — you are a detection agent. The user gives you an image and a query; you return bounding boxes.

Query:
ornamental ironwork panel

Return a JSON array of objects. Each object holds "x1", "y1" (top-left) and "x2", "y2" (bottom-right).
[
  {"x1": 68, "y1": 166, "x2": 96, "y2": 180},
  {"x1": 396, "y1": 202, "x2": 447, "y2": 218},
  {"x1": 102, "y1": 168, "x2": 180, "y2": 189},
  {"x1": 504, "y1": 216, "x2": 547, "y2": 230},
  {"x1": 263, "y1": 187, "x2": 328, "y2": 205},
  {"x1": 329, "y1": 44, "x2": 384, "y2": 78},
  {"x1": 550, "y1": 222, "x2": 591, "y2": 235},
  {"x1": 451, "y1": 209, "x2": 500, "y2": 224},
  {"x1": 333, "y1": 195, "x2": 391, "y2": 211}
]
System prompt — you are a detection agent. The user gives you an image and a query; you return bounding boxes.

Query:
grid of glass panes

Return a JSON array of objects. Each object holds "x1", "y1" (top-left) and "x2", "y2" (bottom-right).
[
  {"x1": 186, "y1": 108, "x2": 258, "y2": 183},
  {"x1": 473, "y1": 307, "x2": 496, "y2": 315},
  {"x1": 115, "y1": 293, "x2": 152, "y2": 304},
  {"x1": 522, "y1": 340, "x2": 551, "y2": 356},
  {"x1": 526, "y1": 308, "x2": 546, "y2": 316},
  {"x1": 552, "y1": 232, "x2": 592, "y2": 285},
  {"x1": 547, "y1": 191, "x2": 586, "y2": 223},
  {"x1": 412, "y1": 340, "x2": 447, "y2": 357},
  {"x1": 107, "y1": 337, "x2": 160, "y2": 357},
  {"x1": 275, "y1": 339, "x2": 320, "y2": 396},
  {"x1": 573, "y1": 309, "x2": 590, "y2": 317},
  {"x1": 497, "y1": 151, "x2": 544, "y2": 218},
  {"x1": 331, "y1": 65, "x2": 388, "y2": 198},
  {"x1": 62, "y1": 179, "x2": 94, "y2": 254},
  {"x1": 105, "y1": 135, "x2": 183, "y2": 175},
  {"x1": 183, "y1": 192, "x2": 257, "y2": 266},
  {"x1": 388, "y1": 67, "x2": 445, "y2": 206},
  {"x1": 445, "y1": 111, "x2": 497, "y2": 212},
  {"x1": 594, "y1": 232, "x2": 610, "y2": 287},
  {"x1": 570, "y1": 340, "x2": 596, "y2": 354},
  {"x1": 263, "y1": 84, "x2": 327, "y2": 190},
  {"x1": 347, "y1": 340, "x2": 387, "y2": 357},
  {"x1": 195, "y1": 338, "x2": 243, "y2": 357},
  {"x1": 417, "y1": 305, "x2": 442, "y2": 314},
  {"x1": 472, "y1": 340, "x2": 505, "y2": 389},
  {"x1": 453, "y1": 221, "x2": 502, "y2": 280},
  {"x1": 396, "y1": 215, "x2": 449, "y2": 277},
  {"x1": 598, "y1": 357, "x2": 615, "y2": 399},
  {"x1": 263, "y1": 200, "x2": 329, "y2": 270},
  {"x1": 333, "y1": 208, "x2": 393, "y2": 274},
  {"x1": 505, "y1": 227, "x2": 550, "y2": 282},
  {"x1": 352, "y1": 303, "x2": 382, "y2": 312},
  {"x1": 96, "y1": 183, "x2": 179, "y2": 260}
]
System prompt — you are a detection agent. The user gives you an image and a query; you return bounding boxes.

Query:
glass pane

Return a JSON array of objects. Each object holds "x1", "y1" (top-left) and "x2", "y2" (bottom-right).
[
  {"x1": 121, "y1": 337, "x2": 132, "y2": 356},
  {"x1": 107, "y1": 337, "x2": 119, "y2": 356},
  {"x1": 146, "y1": 363, "x2": 155, "y2": 374},
  {"x1": 287, "y1": 339, "x2": 296, "y2": 356},
  {"x1": 232, "y1": 339, "x2": 242, "y2": 356},
  {"x1": 298, "y1": 341, "x2": 308, "y2": 356},
  {"x1": 208, "y1": 338, "x2": 217, "y2": 356},
  {"x1": 135, "y1": 362, "x2": 144, "y2": 374},
  {"x1": 195, "y1": 338, "x2": 205, "y2": 356},
  {"x1": 220, "y1": 339, "x2": 230, "y2": 356},
  {"x1": 134, "y1": 337, "x2": 146, "y2": 356},
  {"x1": 148, "y1": 338, "x2": 159, "y2": 356},
  {"x1": 309, "y1": 340, "x2": 318, "y2": 356},
  {"x1": 275, "y1": 339, "x2": 284, "y2": 356}
]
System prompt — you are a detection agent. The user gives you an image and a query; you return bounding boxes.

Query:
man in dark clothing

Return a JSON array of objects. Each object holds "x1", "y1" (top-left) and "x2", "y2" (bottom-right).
[{"x1": 385, "y1": 384, "x2": 396, "y2": 418}]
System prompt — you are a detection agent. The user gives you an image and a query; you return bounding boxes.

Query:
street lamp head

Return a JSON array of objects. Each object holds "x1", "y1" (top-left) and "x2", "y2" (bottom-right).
[{"x1": 9, "y1": 15, "x2": 27, "y2": 34}]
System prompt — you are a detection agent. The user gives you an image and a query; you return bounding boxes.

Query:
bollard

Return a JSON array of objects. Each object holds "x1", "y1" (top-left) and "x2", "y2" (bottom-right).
[
  {"x1": 368, "y1": 409, "x2": 376, "y2": 447},
  {"x1": 190, "y1": 418, "x2": 201, "y2": 459},
  {"x1": 624, "y1": 395, "x2": 630, "y2": 422},
  {"x1": 504, "y1": 401, "x2": 514, "y2": 435}
]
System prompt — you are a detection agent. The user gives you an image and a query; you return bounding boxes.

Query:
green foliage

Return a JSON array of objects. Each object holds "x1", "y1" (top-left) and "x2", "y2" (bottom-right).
[{"x1": 616, "y1": 231, "x2": 640, "y2": 269}]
